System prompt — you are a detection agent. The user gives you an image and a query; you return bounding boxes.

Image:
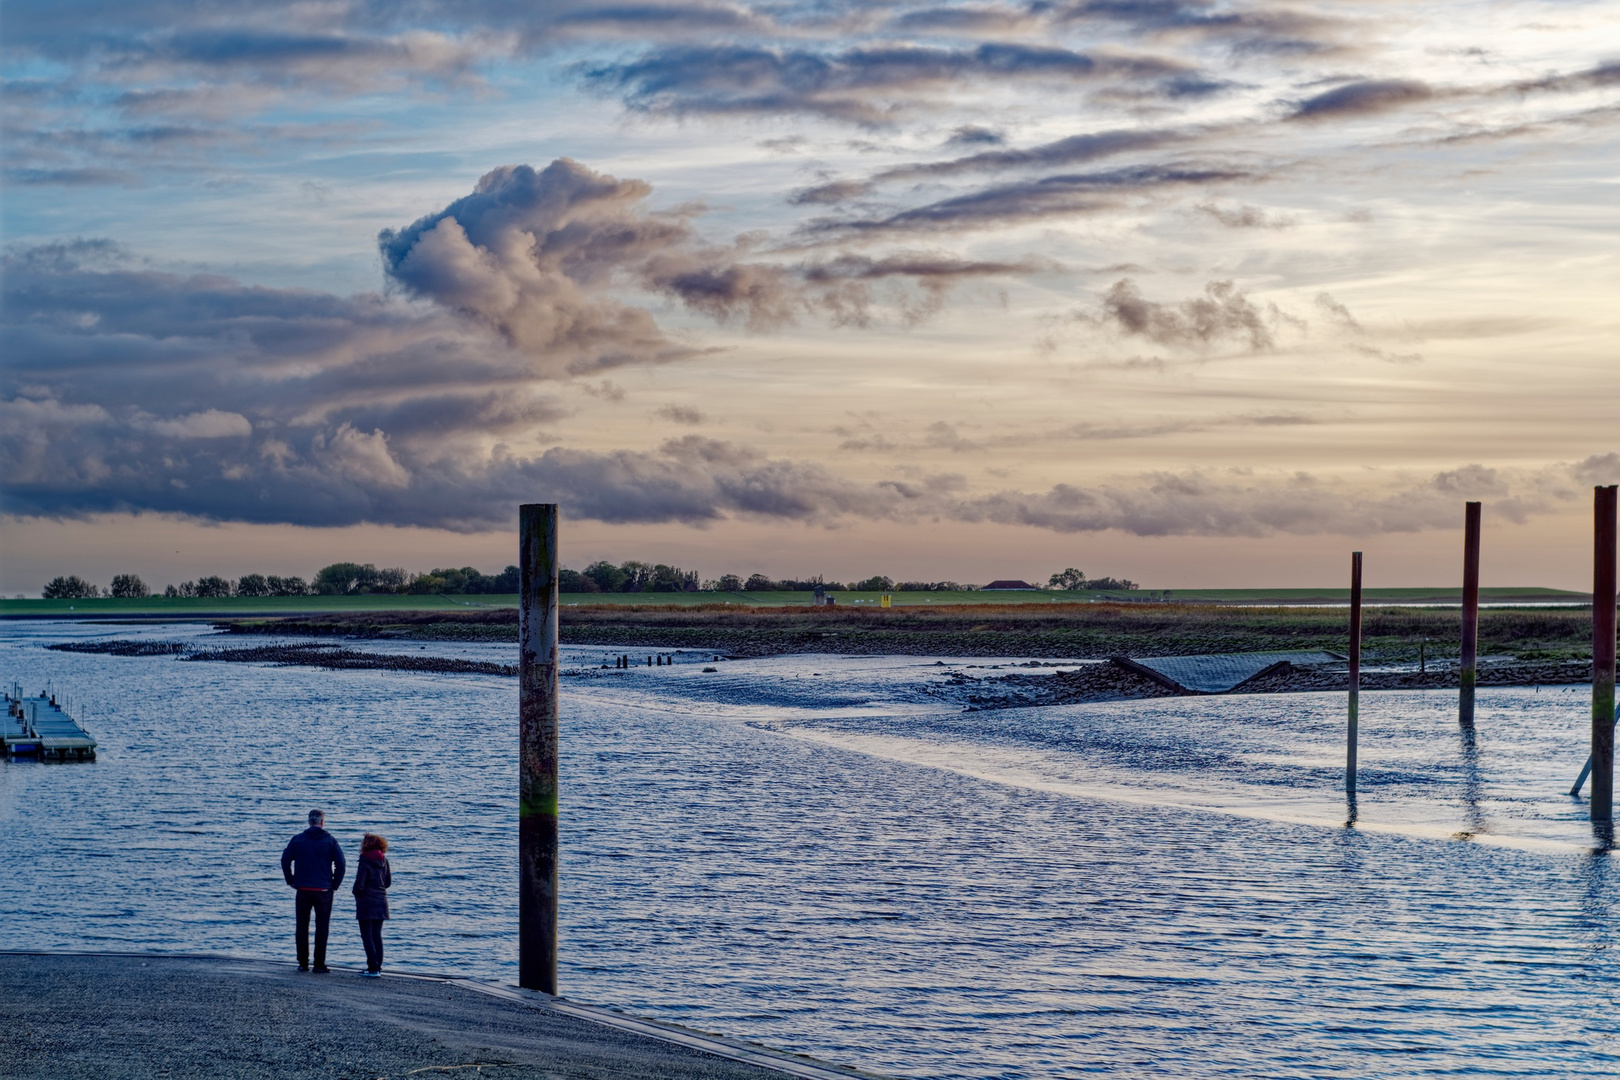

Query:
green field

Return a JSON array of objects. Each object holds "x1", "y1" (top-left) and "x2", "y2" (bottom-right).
[{"x1": 0, "y1": 584, "x2": 1589, "y2": 619}]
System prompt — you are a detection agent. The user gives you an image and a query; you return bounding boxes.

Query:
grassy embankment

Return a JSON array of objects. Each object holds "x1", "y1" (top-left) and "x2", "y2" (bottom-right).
[
  {"x1": 216, "y1": 601, "x2": 1598, "y2": 662},
  {"x1": 0, "y1": 585, "x2": 1584, "y2": 619}
]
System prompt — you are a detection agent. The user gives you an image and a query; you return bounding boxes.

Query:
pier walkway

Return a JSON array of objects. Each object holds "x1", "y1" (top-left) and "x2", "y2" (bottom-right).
[
  {"x1": 3, "y1": 689, "x2": 96, "y2": 761},
  {"x1": 0, "y1": 953, "x2": 880, "y2": 1080}
]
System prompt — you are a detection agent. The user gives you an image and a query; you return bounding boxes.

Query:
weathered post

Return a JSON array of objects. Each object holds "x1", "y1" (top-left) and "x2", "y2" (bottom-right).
[
  {"x1": 1348, "y1": 551, "x2": 1362, "y2": 797},
  {"x1": 1460, "y1": 501, "x2": 1481, "y2": 727},
  {"x1": 1592, "y1": 486, "x2": 1617, "y2": 823},
  {"x1": 519, "y1": 503, "x2": 559, "y2": 993}
]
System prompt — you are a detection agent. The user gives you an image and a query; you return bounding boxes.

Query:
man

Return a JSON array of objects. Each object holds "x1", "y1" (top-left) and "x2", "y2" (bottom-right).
[{"x1": 281, "y1": 809, "x2": 346, "y2": 972}]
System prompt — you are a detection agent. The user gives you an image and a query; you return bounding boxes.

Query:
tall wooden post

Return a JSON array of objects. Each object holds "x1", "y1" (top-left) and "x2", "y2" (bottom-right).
[
  {"x1": 1592, "y1": 486, "x2": 1617, "y2": 823},
  {"x1": 519, "y1": 504, "x2": 560, "y2": 992},
  {"x1": 1348, "y1": 551, "x2": 1362, "y2": 797},
  {"x1": 1459, "y1": 501, "x2": 1481, "y2": 727}
]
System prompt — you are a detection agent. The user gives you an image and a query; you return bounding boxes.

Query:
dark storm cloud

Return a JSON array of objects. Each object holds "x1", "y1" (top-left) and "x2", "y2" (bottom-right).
[
  {"x1": 1289, "y1": 79, "x2": 1435, "y2": 120},
  {"x1": 581, "y1": 42, "x2": 1186, "y2": 124}
]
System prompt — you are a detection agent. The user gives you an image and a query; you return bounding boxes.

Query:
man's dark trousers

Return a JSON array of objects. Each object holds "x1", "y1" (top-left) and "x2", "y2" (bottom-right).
[{"x1": 296, "y1": 889, "x2": 334, "y2": 969}]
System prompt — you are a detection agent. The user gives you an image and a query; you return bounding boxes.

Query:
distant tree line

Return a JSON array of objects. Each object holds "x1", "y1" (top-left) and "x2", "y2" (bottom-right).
[
  {"x1": 1047, "y1": 568, "x2": 1139, "y2": 591},
  {"x1": 40, "y1": 561, "x2": 1139, "y2": 599}
]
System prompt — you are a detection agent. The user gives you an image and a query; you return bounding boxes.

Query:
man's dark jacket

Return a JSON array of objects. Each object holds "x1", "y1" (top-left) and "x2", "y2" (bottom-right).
[{"x1": 282, "y1": 827, "x2": 346, "y2": 890}]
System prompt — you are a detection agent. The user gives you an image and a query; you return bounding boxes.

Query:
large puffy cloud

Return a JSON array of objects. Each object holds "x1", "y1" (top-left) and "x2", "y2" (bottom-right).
[
  {"x1": 3, "y1": 165, "x2": 1033, "y2": 531},
  {"x1": 380, "y1": 159, "x2": 1036, "y2": 336},
  {"x1": 379, "y1": 160, "x2": 696, "y2": 373}
]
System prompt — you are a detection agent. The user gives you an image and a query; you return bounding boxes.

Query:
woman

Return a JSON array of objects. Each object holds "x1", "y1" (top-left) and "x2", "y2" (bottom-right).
[{"x1": 352, "y1": 833, "x2": 392, "y2": 976}]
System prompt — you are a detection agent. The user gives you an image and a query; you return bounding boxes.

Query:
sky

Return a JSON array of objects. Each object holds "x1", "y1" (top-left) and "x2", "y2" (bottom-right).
[{"x1": 3, "y1": 0, "x2": 1618, "y2": 594}]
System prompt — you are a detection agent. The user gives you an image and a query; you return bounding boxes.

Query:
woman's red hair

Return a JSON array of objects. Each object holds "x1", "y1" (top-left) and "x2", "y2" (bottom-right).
[{"x1": 361, "y1": 832, "x2": 387, "y2": 853}]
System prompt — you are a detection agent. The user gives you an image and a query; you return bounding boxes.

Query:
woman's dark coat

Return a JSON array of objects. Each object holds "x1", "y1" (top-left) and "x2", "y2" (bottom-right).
[{"x1": 352, "y1": 851, "x2": 391, "y2": 920}]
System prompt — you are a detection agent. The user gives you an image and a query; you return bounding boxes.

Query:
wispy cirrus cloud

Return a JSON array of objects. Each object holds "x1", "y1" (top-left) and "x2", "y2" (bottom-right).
[
  {"x1": 811, "y1": 163, "x2": 1254, "y2": 235},
  {"x1": 793, "y1": 125, "x2": 1196, "y2": 203},
  {"x1": 581, "y1": 42, "x2": 1193, "y2": 124}
]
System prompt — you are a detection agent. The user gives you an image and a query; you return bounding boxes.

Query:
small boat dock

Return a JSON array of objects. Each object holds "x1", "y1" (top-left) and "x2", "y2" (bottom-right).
[{"x1": 5, "y1": 685, "x2": 97, "y2": 761}]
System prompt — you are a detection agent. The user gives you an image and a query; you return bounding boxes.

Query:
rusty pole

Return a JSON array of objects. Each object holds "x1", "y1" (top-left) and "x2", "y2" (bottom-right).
[
  {"x1": 1348, "y1": 551, "x2": 1362, "y2": 798},
  {"x1": 519, "y1": 503, "x2": 560, "y2": 992},
  {"x1": 1460, "y1": 501, "x2": 1481, "y2": 727},
  {"x1": 1592, "y1": 486, "x2": 1617, "y2": 823}
]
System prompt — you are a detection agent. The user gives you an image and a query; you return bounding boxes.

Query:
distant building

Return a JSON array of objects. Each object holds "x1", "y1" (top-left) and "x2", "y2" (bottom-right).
[{"x1": 981, "y1": 579, "x2": 1039, "y2": 591}]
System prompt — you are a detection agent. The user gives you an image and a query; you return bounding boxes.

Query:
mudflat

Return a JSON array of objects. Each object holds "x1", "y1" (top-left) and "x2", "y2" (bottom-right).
[
  {"x1": 219, "y1": 602, "x2": 1595, "y2": 664},
  {"x1": 0, "y1": 953, "x2": 862, "y2": 1080}
]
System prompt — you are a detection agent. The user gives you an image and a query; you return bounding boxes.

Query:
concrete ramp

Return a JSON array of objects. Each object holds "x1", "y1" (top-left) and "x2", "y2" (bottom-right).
[{"x1": 1111, "y1": 651, "x2": 1340, "y2": 694}]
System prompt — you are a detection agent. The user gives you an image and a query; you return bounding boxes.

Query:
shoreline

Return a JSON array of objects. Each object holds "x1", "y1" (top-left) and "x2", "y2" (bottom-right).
[{"x1": 47, "y1": 637, "x2": 1594, "y2": 706}]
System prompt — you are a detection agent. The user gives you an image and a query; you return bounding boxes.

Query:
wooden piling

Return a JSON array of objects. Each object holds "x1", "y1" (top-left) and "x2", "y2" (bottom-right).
[
  {"x1": 1460, "y1": 501, "x2": 1481, "y2": 727},
  {"x1": 1348, "y1": 551, "x2": 1362, "y2": 797},
  {"x1": 518, "y1": 503, "x2": 559, "y2": 993},
  {"x1": 1593, "y1": 486, "x2": 1617, "y2": 823}
]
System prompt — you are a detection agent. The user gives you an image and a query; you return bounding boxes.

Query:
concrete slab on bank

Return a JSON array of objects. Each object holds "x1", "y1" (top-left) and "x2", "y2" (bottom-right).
[{"x1": 0, "y1": 952, "x2": 883, "y2": 1080}]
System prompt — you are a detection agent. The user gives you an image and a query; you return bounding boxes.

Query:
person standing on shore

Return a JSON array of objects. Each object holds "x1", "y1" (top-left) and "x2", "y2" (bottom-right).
[
  {"x1": 352, "y1": 833, "x2": 392, "y2": 977},
  {"x1": 281, "y1": 810, "x2": 345, "y2": 973}
]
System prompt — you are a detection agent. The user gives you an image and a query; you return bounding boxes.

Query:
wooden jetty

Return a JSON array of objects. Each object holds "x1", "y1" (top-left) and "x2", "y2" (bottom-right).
[{"x1": 4, "y1": 685, "x2": 97, "y2": 761}]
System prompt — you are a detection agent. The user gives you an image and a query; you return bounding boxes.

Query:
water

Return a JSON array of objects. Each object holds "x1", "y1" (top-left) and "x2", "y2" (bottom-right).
[{"x1": 2, "y1": 621, "x2": 1617, "y2": 1077}]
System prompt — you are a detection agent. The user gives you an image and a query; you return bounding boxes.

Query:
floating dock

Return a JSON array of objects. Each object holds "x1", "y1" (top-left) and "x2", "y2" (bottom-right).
[{"x1": 4, "y1": 686, "x2": 97, "y2": 761}]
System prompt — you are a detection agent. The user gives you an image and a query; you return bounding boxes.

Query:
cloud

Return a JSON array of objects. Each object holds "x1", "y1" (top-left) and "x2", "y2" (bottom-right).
[
  {"x1": 140, "y1": 409, "x2": 254, "y2": 439},
  {"x1": 1510, "y1": 61, "x2": 1620, "y2": 97},
  {"x1": 945, "y1": 124, "x2": 1006, "y2": 147},
  {"x1": 1192, "y1": 201, "x2": 1293, "y2": 228},
  {"x1": 656, "y1": 404, "x2": 708, "y2": 424},
  {"x1": 814, "y1": 163, "x2": 1253, "y2": 234},
  {"x1": 581, "y1": 42, "x2": 1188, "y2": 124},
  {"x1": 382, "y1": 159, "x2": 1035, "y2": 339},
  {"x1": 1057, "y1": 0, "x2": 1349, "y2": 57},
  {"x1": 1573, "y1": 453, "x2": 1620, "y2": 486},
  {"x1": 379, "y1": 159, "x2": 695, "y2": 374},
  {"x1": 1079, "y1": 278, "x2": 1281, "y2": 351},
  {"x1": 1, "y1": 274, "x2": 1594, "y2": 542},
  {"x1": 889, "y1": 7, "x2": 1042, "y2": 35},
  {"x1": 793, "y1": 126, "x2": 1194, "y2": 204},
  {"x1": 1290, "y1": 79, "x2": 1435, "y2": 120},
  {"x1": 954, "y1": 464, "x2": 1562, "y2": 537}
]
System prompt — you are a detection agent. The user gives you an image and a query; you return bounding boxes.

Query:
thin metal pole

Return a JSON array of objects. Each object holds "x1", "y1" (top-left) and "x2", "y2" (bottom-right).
[
  {"x1": 519, "y1": 503, "x2": 560, "y2": 993},
  {"x1": 1460, "y1": 501, "x2": 1481, "y2": 727},
  {"x1": 1592, "y1": 486, "x2": 1617, "y2": 823},
  {"x1": 1348, "y1": 551, "x2": 1362, "y2": 797}
]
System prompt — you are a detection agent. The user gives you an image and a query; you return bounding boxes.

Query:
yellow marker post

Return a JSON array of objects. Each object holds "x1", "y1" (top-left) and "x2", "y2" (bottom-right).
[{"x1": 880, "y1": 594, "x2": 891, "y2": 608}]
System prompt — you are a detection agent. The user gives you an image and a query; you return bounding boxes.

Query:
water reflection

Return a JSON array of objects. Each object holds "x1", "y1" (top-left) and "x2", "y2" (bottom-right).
[{"x1": 2, "y1": 622, "x2": 1618, "y2": 1078}]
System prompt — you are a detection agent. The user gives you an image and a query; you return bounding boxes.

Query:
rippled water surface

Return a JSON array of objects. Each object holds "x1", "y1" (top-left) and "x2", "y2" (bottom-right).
[{"x1": 3, "y1": 621, "x2": 1618, "y2": 1078}]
